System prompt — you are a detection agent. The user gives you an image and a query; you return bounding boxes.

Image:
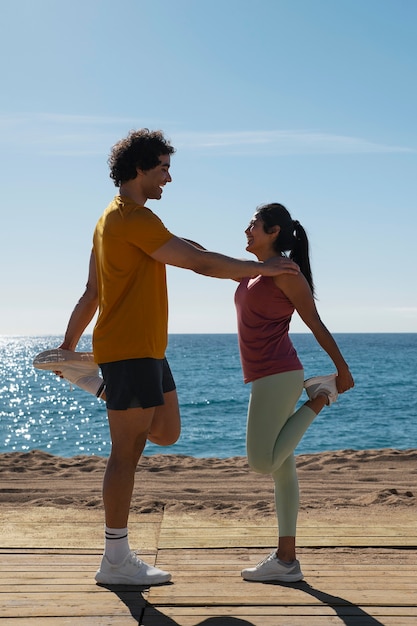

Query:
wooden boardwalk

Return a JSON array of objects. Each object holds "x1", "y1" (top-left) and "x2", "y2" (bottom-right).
[{"x1": 1, "y1": 508, "x2": 416, "y2": 625}]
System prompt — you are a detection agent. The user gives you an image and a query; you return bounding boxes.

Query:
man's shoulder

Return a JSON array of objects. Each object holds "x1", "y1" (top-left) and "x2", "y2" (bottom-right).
[{"x1": 103, "y1": 198, "x2": 160, "y2": 222}]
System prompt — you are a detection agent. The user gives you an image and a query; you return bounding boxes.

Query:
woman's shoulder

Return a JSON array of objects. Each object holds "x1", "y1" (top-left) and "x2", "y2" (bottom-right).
[{"x1": 273, "y1": 271, "x2": 310, "y2": 296}]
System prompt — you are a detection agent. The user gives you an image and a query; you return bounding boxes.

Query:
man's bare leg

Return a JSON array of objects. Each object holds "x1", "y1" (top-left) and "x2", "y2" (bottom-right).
[
  {"x1": 103, "y1": 406, "x2": 155, "y2": 527},
  {"x1": 95, "y1": 405, "x2": 172, "y2": 585},
  {"x1": 147, "y1": 389, "x2": 181, "y2": 446}
]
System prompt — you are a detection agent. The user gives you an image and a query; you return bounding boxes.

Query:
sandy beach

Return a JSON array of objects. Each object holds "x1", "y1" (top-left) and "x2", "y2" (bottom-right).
[{"x1": 1, "y1": 448, "x2": 415, "y2": 520}]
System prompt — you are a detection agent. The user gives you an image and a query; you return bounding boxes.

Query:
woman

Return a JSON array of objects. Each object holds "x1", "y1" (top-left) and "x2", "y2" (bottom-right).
[{"x1": 235, "y1": 202, "x2": 354, "y2": 583}]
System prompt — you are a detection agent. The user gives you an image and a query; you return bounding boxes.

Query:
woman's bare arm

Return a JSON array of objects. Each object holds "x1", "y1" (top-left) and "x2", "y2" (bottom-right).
[{"x1": 275, "y1": 273, "x2": 354, "y2": 393}]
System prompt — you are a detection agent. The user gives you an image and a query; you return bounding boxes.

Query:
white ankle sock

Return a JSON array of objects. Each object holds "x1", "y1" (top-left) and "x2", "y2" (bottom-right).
[{"x1": 104, "y1": 526, "x2": 130, "y2": 564}]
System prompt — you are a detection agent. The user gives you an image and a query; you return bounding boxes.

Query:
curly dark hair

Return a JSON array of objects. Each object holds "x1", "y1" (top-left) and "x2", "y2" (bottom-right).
[{"x1": 108, "y1": 129, "x2": 176, "y2": 187}]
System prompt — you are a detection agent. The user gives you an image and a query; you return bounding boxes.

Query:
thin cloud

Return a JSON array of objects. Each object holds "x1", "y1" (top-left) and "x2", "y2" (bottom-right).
[
  {"x1": 0, "y1": 113, "x2": 414, "y2": 157},
  {"x1": 390, "y1": 307, "x2": 417, "y2": 316},
  {"x1": 173, "y1": 130, "x2": 415, "y2": 155}
]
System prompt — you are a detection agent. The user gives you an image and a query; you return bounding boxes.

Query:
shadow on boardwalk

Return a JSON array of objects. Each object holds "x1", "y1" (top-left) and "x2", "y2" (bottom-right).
[{"x1": 106, "y1": 580, "x2": 386, "y2": 626}]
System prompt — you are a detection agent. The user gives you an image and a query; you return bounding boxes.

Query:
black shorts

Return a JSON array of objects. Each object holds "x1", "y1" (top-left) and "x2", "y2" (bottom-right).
[{"x1": 99, "y1": 357, "x2": 176, "y2": 410}]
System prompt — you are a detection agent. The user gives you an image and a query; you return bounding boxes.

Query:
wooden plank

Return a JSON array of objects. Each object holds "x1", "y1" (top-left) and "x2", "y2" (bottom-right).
[
  {"x1": 158, "y1": 511, "x2": 417, "y2": 548},
  {"x1": 158, "y1": 536, "x2": 417, "y2": 548},
  {"x1": 0, "y1": 549, "x2": 157, "y2": 566},
  {"x1": 158, "y1": 525, "x2": 417, "y2": 537},
  {"x1": 158, "y1": 532, "x2": 417, "y2": 548},
  {"x1": 147, "y1": 605, "x2": 417, "y2": 617},
  {"x1": 1, "y1": 613, "x2": 140, "y2": 626},
  {"x1": 159, "y1": 523, "x2": 417, "y2": 536},
  {"x1": 0, "y1": 551, "x2": 154, "y2": 619},
  {"x1": 148, "y1": 547, "x2": 417, "y2": 607},
  {"x1": 143, "y1": 613, "x2": 417, "y2": 626},
  {"x1": 2, "y1": 606, "x2": 417, "y2": 626},
  {"x1": 0, "y1": 509, "x2": 163, "y2": 550},
  {"x1": 1, "y1": 574, "x2": 416, "y2": 594},
  {"x1": 147, "y1": 591, "x2": 417, "y2": 607},
  {"x1": 143, "y1": 607, "x2": 417, "y2": 626},
  {"x1": 0, "y1": 591, "x2": 147, "y2": 619}
]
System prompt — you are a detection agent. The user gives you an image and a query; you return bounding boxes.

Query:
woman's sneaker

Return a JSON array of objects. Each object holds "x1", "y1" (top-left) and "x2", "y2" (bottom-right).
[
  {"x1": 95, "y1": 551, "x2": 171, "y2": 586},
  {"x1": 33, "y1": 349, "x2": 105, "y2": 398},
  {"x1": 241, "y1": 552, "x2": 303, "y2": 582},
  {"x1": 304, "y1": 373, "x2": 338, "y2": 406}
]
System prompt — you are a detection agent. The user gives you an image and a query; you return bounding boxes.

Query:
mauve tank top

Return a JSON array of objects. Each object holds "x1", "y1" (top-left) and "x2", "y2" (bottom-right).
[{"x1": 234, "y1": 275, "x2": 303, "y2": 383}]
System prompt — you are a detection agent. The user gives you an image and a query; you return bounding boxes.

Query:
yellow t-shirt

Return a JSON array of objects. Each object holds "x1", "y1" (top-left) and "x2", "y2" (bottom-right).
[{"x1": 92, "y1": 196, "x2": 174, "y2": 363}]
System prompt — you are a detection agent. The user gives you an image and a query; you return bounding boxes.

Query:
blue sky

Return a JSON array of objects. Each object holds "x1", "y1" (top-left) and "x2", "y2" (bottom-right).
[{"x1": 1, "y1": 0, "x2": 416, "y2": 336}]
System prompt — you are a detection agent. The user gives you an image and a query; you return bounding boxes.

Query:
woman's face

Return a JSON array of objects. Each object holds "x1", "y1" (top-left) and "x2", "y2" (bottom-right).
[{"x1": 245, "y1": 214, "x2": 278, "y2": 259}]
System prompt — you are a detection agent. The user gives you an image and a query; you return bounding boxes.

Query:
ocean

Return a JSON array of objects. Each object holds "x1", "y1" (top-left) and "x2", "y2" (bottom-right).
[{"x1": 0, "y1": 334, "x2": 416, "y2": 458}]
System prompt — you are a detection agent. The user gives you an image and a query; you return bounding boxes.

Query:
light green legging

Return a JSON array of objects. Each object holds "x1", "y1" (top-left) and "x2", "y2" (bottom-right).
[{"x1": 246, "y1": 370, "x2": 316, "y2": 537}]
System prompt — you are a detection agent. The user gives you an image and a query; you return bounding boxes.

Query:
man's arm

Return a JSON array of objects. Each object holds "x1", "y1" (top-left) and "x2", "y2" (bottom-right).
[
  {"x1": 59, "y1": 251, "x2": 99, "y2": 351},
  {"x1": 181, "y1": 238, "x2": 206, "y2": 251},
  {"x1": 151, "y1": 236, "x2": 299, "y2": 279}
]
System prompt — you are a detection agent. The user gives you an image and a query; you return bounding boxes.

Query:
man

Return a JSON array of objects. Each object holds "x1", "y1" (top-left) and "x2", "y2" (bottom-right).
[{"x1": 41, "y1": 129, "x2": 298, "y2": 586}]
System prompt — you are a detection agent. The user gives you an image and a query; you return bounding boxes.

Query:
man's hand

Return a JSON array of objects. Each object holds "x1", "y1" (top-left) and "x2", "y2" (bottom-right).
[{"x1": 262, "y1": 256, "x2": 300, "y2": 276}]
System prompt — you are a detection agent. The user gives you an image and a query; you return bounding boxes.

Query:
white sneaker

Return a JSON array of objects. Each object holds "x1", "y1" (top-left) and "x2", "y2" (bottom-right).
[
  {"x1": 241, "y1": 552, "x2": 303, "y2": 582},
  {"x1": 304, "y1": 373, "x2": 338, "y2": 406},
  {"x1": 95, "y1": 551, "x2": 171, "y2": 586},
  {"x1": 33, "y1": 349, "x2": 105, "y2": 398}
]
